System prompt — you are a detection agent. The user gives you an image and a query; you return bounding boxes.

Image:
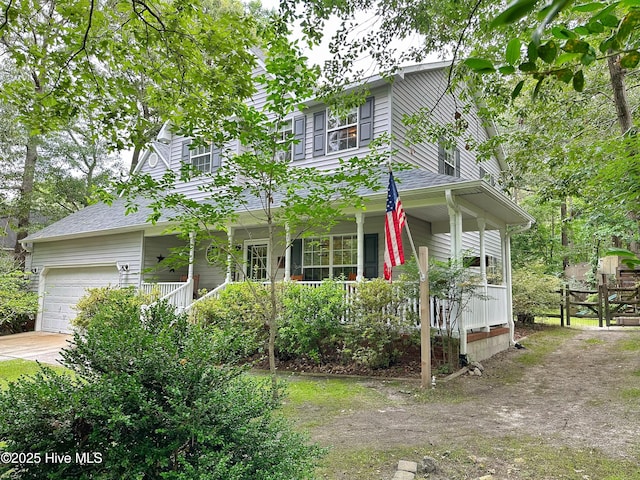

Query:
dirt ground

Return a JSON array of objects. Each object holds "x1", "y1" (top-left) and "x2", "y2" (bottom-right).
[{"x1": 304, "y1": 327, "x2": 640, "y2": 479}]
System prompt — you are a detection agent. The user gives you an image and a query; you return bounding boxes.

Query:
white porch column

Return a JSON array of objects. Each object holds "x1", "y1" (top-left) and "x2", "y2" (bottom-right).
[
  {"x1": 501, "y1": 228, "x2": 516, "y2": 344},
  {"x1": 225, "y1": 227, "x2": 235, "y2": 283},
  {"x1": 445, "y1": 190, "x2": 462, "y2": 260},
  {"x1": 355, "y1": 212, "x2": 365, "y2": 281},
  {"x1": 284, "y1": 224, "x2": 292, "y2": 282},
  {"x1": 477, "y1": 218, "x2": 487, "y2": 284},
  {"x1": 446, "y1": 190, "x2": 465, "y2": 358}
]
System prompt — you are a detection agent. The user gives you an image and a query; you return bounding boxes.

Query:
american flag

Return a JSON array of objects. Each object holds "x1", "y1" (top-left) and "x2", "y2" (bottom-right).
[{"x1": 384, "y1": 172, "x2": 406, "y2": 280}]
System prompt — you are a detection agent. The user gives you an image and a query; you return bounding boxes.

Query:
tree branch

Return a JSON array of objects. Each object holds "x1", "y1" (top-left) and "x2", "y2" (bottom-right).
[{"x1": 0, "y1": 0, "x2": 13, "y2": 33}]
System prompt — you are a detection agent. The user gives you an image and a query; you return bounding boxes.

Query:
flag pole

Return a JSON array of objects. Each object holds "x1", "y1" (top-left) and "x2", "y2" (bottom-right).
[{"x1": 387, "y1": 163, "x2": 426, "y2": 282}]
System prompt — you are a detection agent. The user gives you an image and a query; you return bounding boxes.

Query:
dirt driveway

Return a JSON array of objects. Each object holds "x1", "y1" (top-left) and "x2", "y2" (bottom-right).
[{"x1": 306, "y1": 328, "x2": 640, "y2": 478}]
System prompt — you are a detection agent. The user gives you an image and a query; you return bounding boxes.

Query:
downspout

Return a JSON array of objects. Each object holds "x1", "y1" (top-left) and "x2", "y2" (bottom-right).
[{"x1": 187, "y1": 231, "x2": 196, "y2": 302}]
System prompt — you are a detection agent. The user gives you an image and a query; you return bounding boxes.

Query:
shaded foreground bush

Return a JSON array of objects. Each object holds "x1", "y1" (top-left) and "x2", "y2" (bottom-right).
[{"x1": 0, "y1": 301, "x2": 322, "y2": 479}]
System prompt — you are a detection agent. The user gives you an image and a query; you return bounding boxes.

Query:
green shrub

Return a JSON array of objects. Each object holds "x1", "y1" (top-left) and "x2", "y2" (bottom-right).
[
  {"x1": 73, "y1": 286, "x2": 149, "y2": 329},
  {"x1": 512, "y1": 263, "x2": 563, "y2": 323},
  {"x1": 0, "y1": 302, "x2": 323, "y2": 479},
  {"x1": 278, "y1": 280, "x2": 347, "y2": 363},
  {"x1": 190, "y1": 282, "x2": 270, "y2": 361},
  {"x1": 343, "y1": 278, "x2": 415, "y2": 369},
  {"x1": 0, "y1": 270, "x2": 38, "y2": 334}
]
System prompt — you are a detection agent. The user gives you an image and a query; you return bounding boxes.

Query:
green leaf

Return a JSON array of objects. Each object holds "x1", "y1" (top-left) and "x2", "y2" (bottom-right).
[
  {"x1": 538, "y1": 41, "x2": 558, "y2": 63},
  {"x1": 519, "y1": 61, "x2": 538, "y2": 72},
  {"x1": 499, "y1": 65, "x2": 517, "y2": 74},
  {"x1": 586, "y1": 21, "x2": 605, "y2": 33},
  {"x1": 556, "y1": 52, "x2": 583, "y2": 64},
  {"x1": 562, "y1": 38, "x2": 590, "y2": 53},
  {"x1": 506, "y1": 38, "x2": 522, "y2": 65},
  {"x1": 573, "y1": 69, "x2": 585, "y2": 91},
  {"x1": 511, "y1": 80, "x2": 526, "y2": 100},
  {"x1": 599, "y1": 35, "x2": 620, "y2": 53},
  {"x1": 573, "y1": 2, "x2": 607, "y2": 12},
  {"x1": 591, "y1": 2, "x2": 620, "y2": 22},
  {"x1": 532, "y1": 77, "x2": 544, "y2": 100},
  {"x1": 551, "y1": 26, "x2": 577, "y2": 39},
  {"x1": 533, "y1": 0, "x2": 574, "y2": 44},
  {"x1": 463, "y1": 57, "x2": 496, "y2": 73},
  {"x1": 581, "y1": 47, "x2": 597, "y2": 65},
  {"x1": 617, "y1": 10, "x2": 640, "y2": 41},
  {"x1": 491, "y1": 0, "x2": 540, "y2": 27},
  {"x1": 528, "y1": 41, "x2": 539, "y2": 62},
  {"x1": 604, "y1": 247, "x2": 639, "y2": 258},
  {"x1": 554, "y1": 68, "x2": 574, "y2": 83},
  {"x1": 620, "y1": 50, "x2": 640, "y2": 68},
  {"x1": 574, "y1": 26, "x2": 591, "y2": 35},
  {"x1": 600, "y1": 14, "x2": 620, "y2": 27}
]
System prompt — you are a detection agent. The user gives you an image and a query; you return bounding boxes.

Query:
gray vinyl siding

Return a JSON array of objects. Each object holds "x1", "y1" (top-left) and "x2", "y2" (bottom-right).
[
  {"x1": 142, "y1": 235, "x2": 190, "y2": 283},
  {"x1": 429, "y1": 230, "x2": 502, "y2": 263},
  {"x1": 293, "y1": 85, "x2": 391, "y2": 170},
  {"x1": 391, "y1": 69, "x2": 501, "y2": 184},
  {"x1": 29, "y1": 231, "x2": 144, "y2": 291}
]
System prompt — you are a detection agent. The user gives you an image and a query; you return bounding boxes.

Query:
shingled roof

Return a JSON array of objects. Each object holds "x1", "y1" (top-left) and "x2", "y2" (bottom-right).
[{"x1": 21, "y1": 168, "x2": 498, "y2": 243}]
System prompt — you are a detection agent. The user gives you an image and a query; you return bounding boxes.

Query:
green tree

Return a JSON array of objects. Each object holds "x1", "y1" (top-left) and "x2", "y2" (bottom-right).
[
  {"x1": 115, "y1": 20, "x2": 388, "y2": 392},
  {"x1": 0, "y1": 0, "x2": 259, "y2": 263}
]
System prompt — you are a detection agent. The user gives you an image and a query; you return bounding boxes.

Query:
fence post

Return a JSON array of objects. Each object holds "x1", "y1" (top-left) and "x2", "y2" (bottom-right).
[
  {"x1": 602, "y1": 282, "x2": 611, "y2": 327},
  {"x1": 419, "y1": 247, "x2": 431, "y2": 389},
  {"x1": 560, "y1": 285, "x2": 565, "y2": 327},
  {"x1": 597, "y1": 284, "x2": 603, "y2": 328},
  {"x1": 565, "y1": 283, "x2": 571, "y2": 326}
]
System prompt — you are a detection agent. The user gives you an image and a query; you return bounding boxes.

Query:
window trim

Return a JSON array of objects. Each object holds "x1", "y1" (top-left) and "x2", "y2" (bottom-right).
[
  {"x1": 244, "y1": 239, "x2": 270, "y2": 281},
  {"x1": 275, "y1": 120, "x2": 293, "y2": 162},
  {"x1": 326, "y1": 106, "x2": 359, "y2": 154},
  {"x1": 302, "y1": 234, "x2": 358, "y2": 279}
]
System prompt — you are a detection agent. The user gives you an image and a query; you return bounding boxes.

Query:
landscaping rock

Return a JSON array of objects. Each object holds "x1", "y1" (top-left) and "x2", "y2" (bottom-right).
[
  {"x1": 470, "y1": 361, "x2": 485, "y2": 372},
  {"x1": 420, "y1": 455, "x2": 437, "y2": 474},
  {"x1": 397, "y1": 460, "x2": 418, "y2": 473},
  {"x1": 392, "y1": 470, "x2": 415, "y2": 480}
]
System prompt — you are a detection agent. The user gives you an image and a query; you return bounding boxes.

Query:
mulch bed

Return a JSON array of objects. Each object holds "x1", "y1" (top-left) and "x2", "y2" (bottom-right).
[{"x1": 257, "y1": 322, "x2": 540, "y2": 378}]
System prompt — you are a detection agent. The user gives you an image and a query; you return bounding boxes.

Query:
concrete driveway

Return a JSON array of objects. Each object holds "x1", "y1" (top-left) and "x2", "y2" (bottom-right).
[{"x1": 0, "y1": 331, "x2": 72, "y2": 365}]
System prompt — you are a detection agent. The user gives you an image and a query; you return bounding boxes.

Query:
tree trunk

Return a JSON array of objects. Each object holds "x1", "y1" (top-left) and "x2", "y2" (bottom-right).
[
  {"x1": 13, "y1": 134, "x2": 39, "y2": 267},
  {"x1": 561, "y1": 200, "x2": 569, "y2": 272},
  {"x1": 129, "y1": 144, "x2": 143, "y2": 174},
  {"x1": 267, "y1": 219, "x2": 279, "y2": 399},
  {"x1": 607, "y1": 54, "x2": 634, "y2": 136}
]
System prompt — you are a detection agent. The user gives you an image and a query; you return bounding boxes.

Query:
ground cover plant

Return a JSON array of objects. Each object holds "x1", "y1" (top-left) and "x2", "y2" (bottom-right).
[{"x1": 0, "y1": 301, "x2": 322, "y2": 479}]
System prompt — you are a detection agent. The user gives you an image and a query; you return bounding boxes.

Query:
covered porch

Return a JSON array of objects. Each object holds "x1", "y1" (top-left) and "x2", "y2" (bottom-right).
[{"x1": 139, "y1": 175, "x2": 533, "y2": 359}]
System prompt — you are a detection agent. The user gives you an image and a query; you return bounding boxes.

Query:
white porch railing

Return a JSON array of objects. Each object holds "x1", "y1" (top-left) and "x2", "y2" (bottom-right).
[
  {"x1": 141, "y1": 282, "x2": 186, "y2": 299},
  {"x1": 139, "y1": 280, "x2": 509, "y2": 336},
  {"x1": 184, "y1": 282, "x2": 229, "y2": 313},
  {"x1": 140, "y1": 280, "x2": 193, "y2": 314}
]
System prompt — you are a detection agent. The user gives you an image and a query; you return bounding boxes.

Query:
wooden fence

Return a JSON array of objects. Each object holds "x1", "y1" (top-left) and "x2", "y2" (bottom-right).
[{"x1": 556, "y1": 284, "x2": 640, "y2": 327}]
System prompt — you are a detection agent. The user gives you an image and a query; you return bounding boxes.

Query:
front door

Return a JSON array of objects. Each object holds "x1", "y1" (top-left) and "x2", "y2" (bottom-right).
[{"x1": 245, "y1": 241, "x2": 269, "y2": 281}]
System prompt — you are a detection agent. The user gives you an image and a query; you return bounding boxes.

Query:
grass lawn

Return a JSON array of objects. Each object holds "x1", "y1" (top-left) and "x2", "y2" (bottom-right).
[
  {"x1": 0, "y1": 359, "x2": 70, "y2": 390},
  {"x1": 2, "y1": 328, "x2": 639, "y2": 480}
]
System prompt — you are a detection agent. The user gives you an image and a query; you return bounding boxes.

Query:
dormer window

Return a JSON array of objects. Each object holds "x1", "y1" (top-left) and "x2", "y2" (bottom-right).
[{"x1": 327, "y1": 107, "x2": 358, "y2": 153}]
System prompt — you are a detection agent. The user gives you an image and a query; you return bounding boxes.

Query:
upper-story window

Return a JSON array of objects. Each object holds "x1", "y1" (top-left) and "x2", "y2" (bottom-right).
[
  {"x1": 327, "y1": 107, "x2": 358, "y2": 153},
  {"x1": 276, "y1": 120, "x2": 293, "y2": 162},
  {"x1": 190, "y1": 144, "x2": 211, "y2": 173},
  {"x1": 438, "y1": 140, "x2": 461, "y2": 178},
  {"x1": 181, "y1": 140, "x2": 221, "y2": 173},
  {"x1": 312, "y1": 96, "x2": 374, "y2": 157},
  {"x1": 479, "y1": 166, "x2": 496, "y2": 186}
]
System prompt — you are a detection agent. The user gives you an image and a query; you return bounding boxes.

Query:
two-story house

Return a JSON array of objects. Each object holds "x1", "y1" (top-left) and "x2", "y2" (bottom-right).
[{"x1": 21, "y1": 60, "x2": 533, "y2": 362}]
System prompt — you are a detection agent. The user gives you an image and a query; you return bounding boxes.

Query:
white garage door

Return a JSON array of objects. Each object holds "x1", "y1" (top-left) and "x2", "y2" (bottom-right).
[{"x1": 41, "y1": 266, "x2": 120, "y2": 333}]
